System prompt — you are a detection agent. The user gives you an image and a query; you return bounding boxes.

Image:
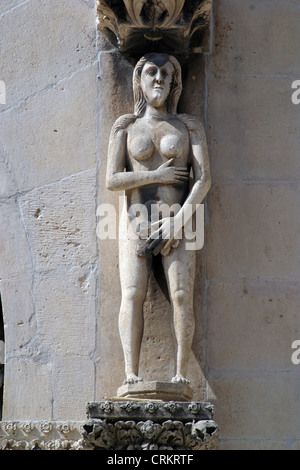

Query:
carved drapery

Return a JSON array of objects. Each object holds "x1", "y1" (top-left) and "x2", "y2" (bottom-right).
[{"x1": 97, "y1": 0, "x2": 212, "y2": 57}]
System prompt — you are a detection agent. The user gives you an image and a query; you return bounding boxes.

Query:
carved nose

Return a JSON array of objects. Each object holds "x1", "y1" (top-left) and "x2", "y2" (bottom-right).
[{"x1": 155, "y1": 71, "x2": 164, "y2": 83}]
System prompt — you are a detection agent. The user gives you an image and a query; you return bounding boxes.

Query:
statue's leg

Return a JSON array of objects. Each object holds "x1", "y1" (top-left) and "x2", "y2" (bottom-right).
[
  {"x1": 119, "y1": 232, "x2": 151, "y2": 384},
  {"x1": 162, "y1": 240, "x2": 196, "y2": 383}
]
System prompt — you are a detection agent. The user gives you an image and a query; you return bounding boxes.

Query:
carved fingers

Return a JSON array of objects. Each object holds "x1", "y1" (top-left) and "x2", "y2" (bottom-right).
[
  {"x1": 140, "y1": 217, "x2": 182, "y2": 256},
  {"x1": 155, "y1": 159, "x2": 189, "y2": 185}
]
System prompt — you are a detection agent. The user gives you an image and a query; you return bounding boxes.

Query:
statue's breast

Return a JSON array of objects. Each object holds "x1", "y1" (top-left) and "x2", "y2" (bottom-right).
[
  {"x1": 128, "y1": 132, "x2": 184, "y2": 162},
  {"x1": 128, "y1": 135, "x2": 154, "y2": 162},
  {"x1": 159, "y1": 134, "x2": 183, "y2": 159}
]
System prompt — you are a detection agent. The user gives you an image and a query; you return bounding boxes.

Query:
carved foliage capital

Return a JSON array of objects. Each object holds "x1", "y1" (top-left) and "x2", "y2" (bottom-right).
[
  {"x1": 82, "y1": 418, "x2": 218, "y2": 450},
  {"x1": 97, "y1": 0, "x2": 212, "y2": 57}
]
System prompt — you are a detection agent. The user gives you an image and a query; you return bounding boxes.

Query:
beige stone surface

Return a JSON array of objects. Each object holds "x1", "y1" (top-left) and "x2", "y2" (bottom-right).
[
  {"x1": 207, "y1": 0, "x2": 300, "y2": 76},
  {"x1": 0, "y1": 65, "x2": 98, "y2": 193},
  {"x1": 217, "y1": 439, "x2": 290, "y2": 450},
  {"x1": 18, "y1": 169, "x2": 97, "y2": 272},
  {"x1": 1, "y1": 274, "x2": 36, "y2": 357},
  {"x1": 35, "y1": 266, "x2": 96, "y2": 356},
  {"x1": 208, "y1": 370, "x2": 300, "y2": 440},
  {"x1": 52, "y1": 355, "x2": 94, "y2": 420},
  {"x1": 0, "y1": 0, "x2": 97, "y2": 109},
  {"x1": 3, "y1": 358, "x2": 52, "y2": 420},
  {"x1": 0, "y1": 1, "x2": 26, "y2": 15},
  {"x1": 207, "y1": 77, "x2": 300, "y2": 182},
  {"x1": 207, "y1": 280, "x2": 300, "y2": 371},
  {"x1": 0, "y1": 198, "x2": 32, "y2": 278},
  {"x1": 0, "y1": 146, "x2": 18, "y2": 198},
  {"x1": 0, "y1": 0, "x2": 99, "y2": 421},
  {"x1": 203, "y1": 0, "x2": 300, "y2": 449},
  {"x1": 206, "y1": 183, "x2": 300, "y2": 280}
]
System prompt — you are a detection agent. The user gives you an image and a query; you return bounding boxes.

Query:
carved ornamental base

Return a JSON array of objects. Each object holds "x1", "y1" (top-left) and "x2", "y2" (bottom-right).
[
  {"x1": 0, "y1": 401, "x2": 218, "y2": 450},
  {"x1": 83, "y1": 400, "x2": 218, "y2": 450},
  {"x1": 0, "y1": 421, "x2": 91, "y2": 450}
]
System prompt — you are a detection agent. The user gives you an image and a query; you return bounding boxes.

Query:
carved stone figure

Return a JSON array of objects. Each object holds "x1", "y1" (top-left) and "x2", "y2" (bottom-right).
[{"x1": 106, "y1": 52, "x2": 211, "y2": 387}]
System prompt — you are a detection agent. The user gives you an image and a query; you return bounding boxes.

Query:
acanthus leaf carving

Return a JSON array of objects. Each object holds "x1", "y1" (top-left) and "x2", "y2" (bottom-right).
[
  {"x1": 161, "y1": 0, "x2": 185, "y2": 27},
  {"x1": 83, "y1": 418, "x2": 219, "y2": 450},
  {"x1": 97, "y1": 0, "x2": 212, "y2": 57},
  {"x1": 123, "y1": 0, "x2": 146, "y2": 27}
]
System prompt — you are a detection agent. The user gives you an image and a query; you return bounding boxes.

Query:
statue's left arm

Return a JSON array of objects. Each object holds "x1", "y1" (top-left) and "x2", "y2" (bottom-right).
[{"x1": 176, "y1": 115, "x2": 211, "y2": 222}]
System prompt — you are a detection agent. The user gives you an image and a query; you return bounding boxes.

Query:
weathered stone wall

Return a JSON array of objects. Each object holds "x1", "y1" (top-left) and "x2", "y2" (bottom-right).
[
  {"x1": 205, "y1": 0, "x2": 300, "y2": 449},
  {"x1": 0, "y1": 0, "x2": 98, "y2": 420},
  {"x1": 0, "y1": 0, "x2": 299, "y2": 450}
]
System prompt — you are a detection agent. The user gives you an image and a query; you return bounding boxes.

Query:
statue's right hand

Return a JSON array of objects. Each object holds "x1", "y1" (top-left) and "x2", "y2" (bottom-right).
[{"x1": 154, "y1": 158, "x2": 189, "y2": 184}]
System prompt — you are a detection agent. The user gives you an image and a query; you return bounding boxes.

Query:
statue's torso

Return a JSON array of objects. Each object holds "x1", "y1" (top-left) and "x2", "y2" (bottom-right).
[{"x1": 125, "y1": 116, "x2": 190, "y2": 212}]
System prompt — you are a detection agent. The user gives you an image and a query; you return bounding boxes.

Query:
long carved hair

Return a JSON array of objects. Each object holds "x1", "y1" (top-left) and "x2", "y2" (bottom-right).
[
  {"x1": 111, "y1": 53, "x2": 182, "y2": 135},
  {"x1": 133, "y1": 53, "x2": 182, "y2": 116}
]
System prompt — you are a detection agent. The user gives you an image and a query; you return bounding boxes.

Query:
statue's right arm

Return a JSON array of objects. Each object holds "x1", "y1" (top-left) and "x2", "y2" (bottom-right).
[
  {"x1": 106, "y1": 116, "x2": 189, "y2": 191},
  {"x1": 106, "y1": 126, "x2": 157, "y2": 191}
]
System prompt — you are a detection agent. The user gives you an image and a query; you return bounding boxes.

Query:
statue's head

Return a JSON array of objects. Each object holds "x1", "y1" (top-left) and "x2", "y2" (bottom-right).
[{"x1": 133, "y1": 53, "x2": 182, "y2": 116}]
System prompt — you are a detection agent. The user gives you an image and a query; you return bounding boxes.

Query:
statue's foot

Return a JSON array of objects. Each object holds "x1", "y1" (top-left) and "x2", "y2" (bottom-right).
[
  {"x1": 124, "y1": 373, "x2": 143, "y2": 385},
  {"x1": 171, "y1": 374, "x2": 190, "y2": 384}
]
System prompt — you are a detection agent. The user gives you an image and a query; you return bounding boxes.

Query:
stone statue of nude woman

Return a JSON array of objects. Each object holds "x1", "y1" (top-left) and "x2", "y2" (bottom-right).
[{"x1": 106, "y1": 53, "x2": 211, "y2": 387}]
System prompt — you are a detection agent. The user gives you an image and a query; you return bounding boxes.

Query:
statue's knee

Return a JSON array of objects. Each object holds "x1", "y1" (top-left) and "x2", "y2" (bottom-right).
[
  {"x1": 172, "y1": 289, "x2": 190, "y2": 307},
  {"x1": 123, "y1": 286, "x2": 145, "y2": 304}
]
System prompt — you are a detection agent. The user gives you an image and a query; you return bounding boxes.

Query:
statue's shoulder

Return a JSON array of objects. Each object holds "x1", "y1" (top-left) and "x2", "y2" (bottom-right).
[
  {"x1": 177, "y1": 114, "x2": 205, "y2": 135},
  {"x1": 111, "y1": 114, "x2": 137, "y2": 135}
]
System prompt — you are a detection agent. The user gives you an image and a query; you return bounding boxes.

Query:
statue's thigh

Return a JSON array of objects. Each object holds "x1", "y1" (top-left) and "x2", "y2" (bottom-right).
[
  {"x1": 162, "y1": 240, "x2": 196, "y2": 297},
  {"x1": 119, "y1": 235, "x2": 152, "y2": 293}
]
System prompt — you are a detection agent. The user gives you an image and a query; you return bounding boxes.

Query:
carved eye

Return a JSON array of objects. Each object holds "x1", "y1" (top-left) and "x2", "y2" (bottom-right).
[{"x1": 147, "y1": 68, "x2": 157, "y2": 76}]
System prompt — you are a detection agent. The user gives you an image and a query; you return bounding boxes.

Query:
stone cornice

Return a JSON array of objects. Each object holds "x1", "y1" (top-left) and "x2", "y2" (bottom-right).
[{"x1": 87, "y1": 399, "x2": 215, "y2": 422}]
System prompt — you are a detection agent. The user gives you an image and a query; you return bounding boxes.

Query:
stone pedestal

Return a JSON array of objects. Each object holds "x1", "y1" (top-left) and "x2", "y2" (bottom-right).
[
  {"x1": 117, "y1": 381, "x2": 194, "y2": 402},
  {"x1": 83, "y1": 400, "x2": 218, "y2": 450}
]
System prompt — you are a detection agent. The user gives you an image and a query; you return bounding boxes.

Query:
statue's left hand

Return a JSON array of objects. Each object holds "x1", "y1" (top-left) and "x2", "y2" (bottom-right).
[{"x1": 146, "y1": 216, "x2": 183, "y2": 256}]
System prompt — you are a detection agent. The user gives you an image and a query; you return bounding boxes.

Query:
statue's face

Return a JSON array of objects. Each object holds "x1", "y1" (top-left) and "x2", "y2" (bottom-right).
[{"x1": 140, "y1": 60, "x2": 174, "y2": 109}]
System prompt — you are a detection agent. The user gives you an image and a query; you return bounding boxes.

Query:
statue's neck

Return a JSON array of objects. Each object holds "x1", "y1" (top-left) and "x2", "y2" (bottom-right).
[{"x1": 144, "y1": 104, "x2": 168, "y2": 119}]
